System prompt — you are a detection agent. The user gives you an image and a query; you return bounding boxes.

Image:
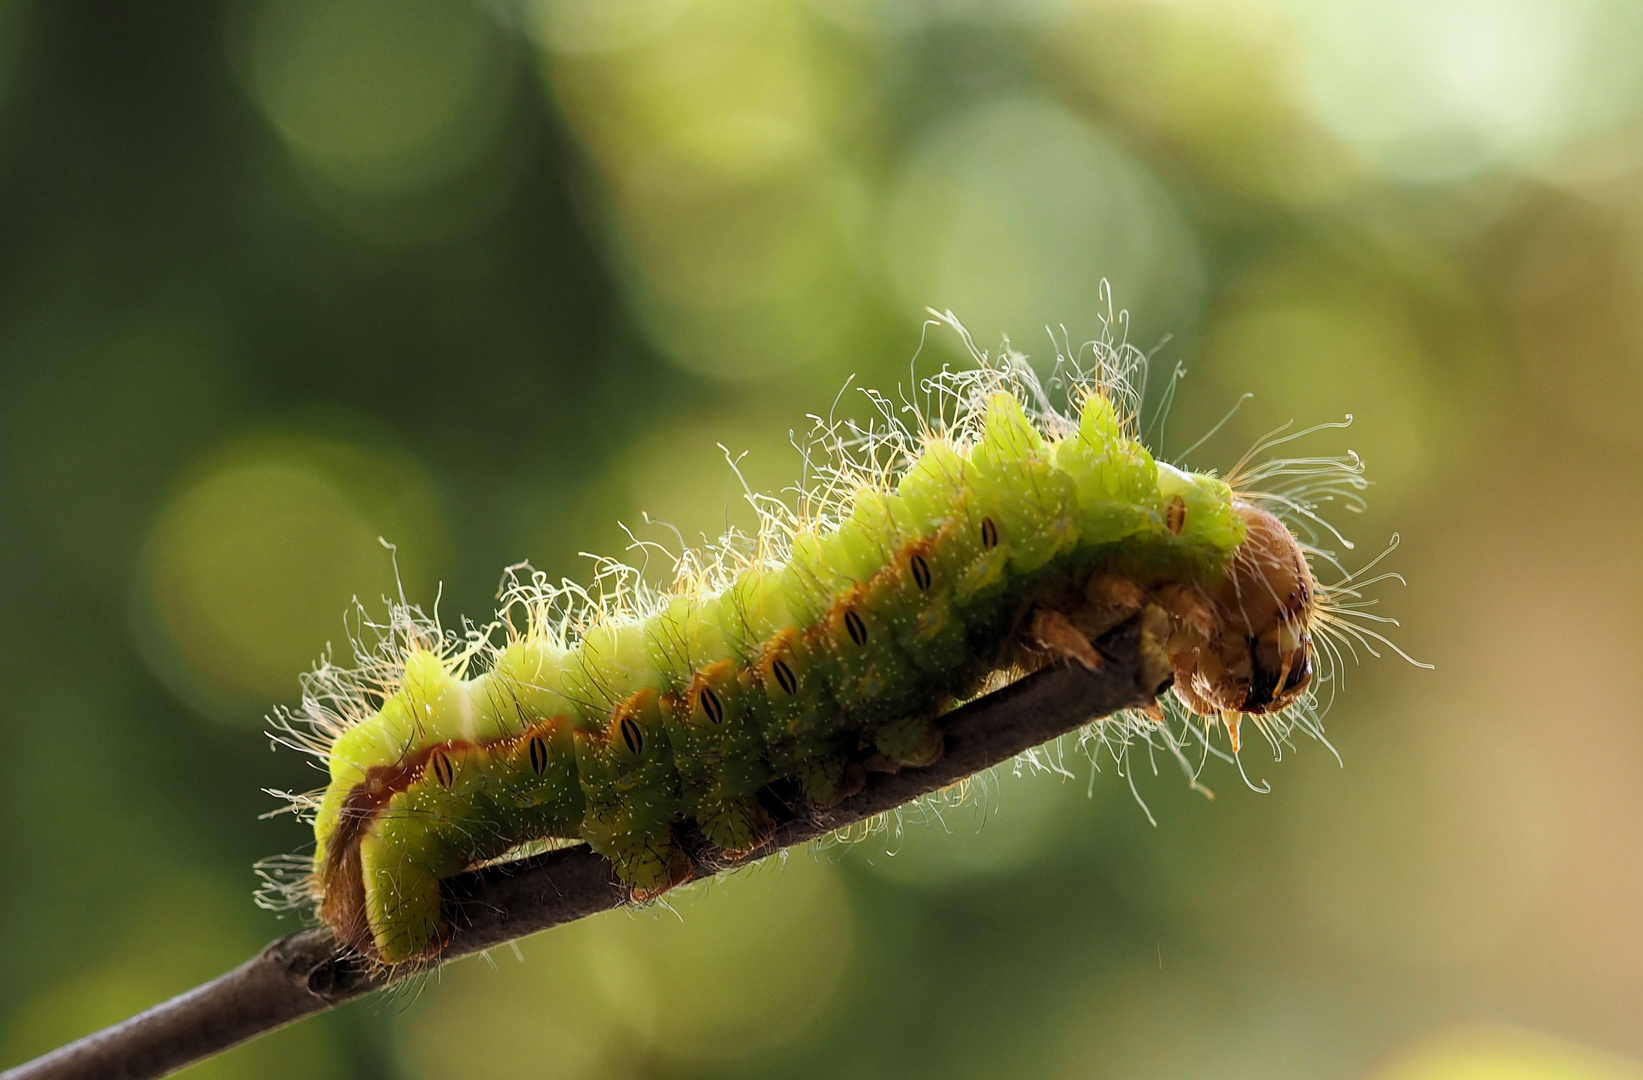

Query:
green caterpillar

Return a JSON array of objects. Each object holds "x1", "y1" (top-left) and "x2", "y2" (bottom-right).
[{"x1": 270, "y1": 325, "x2": 1358, "y2": 965}]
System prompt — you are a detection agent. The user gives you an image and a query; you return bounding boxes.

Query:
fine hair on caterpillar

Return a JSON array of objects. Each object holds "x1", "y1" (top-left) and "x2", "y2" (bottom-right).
[{"x1": 262, "y1": 303, "x2": 1413, "y2": 966}]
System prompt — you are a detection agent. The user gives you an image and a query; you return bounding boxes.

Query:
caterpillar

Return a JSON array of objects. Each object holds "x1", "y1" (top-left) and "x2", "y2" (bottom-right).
[{"x1": 267, "y1": 313, "x2": 1379, "y2": 966}]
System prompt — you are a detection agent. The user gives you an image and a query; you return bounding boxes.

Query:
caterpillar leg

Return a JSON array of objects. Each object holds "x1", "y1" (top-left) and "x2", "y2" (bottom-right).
[
  {"x1": 696, "y1": 794, "x2": 776, "y2": 858},
  {"x1": 1152, "y1": 583, "x2": 1214, "y2": 650},
  {"x1": 1028, "y1": 608, "x2": 1103, "y2": 671},
  {"x1": 622, "y1": 829, "x2": 694, "y2": 901},
  {"x1": 1084, "y1": 572, "x2": 1147, "y2": 631},
  {"x1": 872, "y1": 714, "x2": 944, "y2": 769},
  {"x1": 359, "y1": 834, "x2": 447, "y2": 964},
  {"x1": 1145, "y1": 586, "x2": 1218, "y2": 716},
  {"x1": 796, "y1": 754, "x2": 865, "y2": 808},
  {"x1": 1136, "y1": 603, "x2": 1180, "y2": 696},
  {"x1": 584, "y1": 814, "x2": 692, "y2": 900}
]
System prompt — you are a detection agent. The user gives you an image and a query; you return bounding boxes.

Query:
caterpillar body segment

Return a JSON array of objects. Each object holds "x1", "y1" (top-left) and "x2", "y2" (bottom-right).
[{"x1": 282, "y1": 351, "x2": 1344, "y2": 966}]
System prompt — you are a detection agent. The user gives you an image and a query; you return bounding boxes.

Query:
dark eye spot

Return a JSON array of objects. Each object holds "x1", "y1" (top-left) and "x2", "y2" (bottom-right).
[
  {"x1": 909, "y1": 553, "x2": 932, "y2": 591},
  {"x1": 981, "y1": 517, "x2": 999, "y2": 550},
  {"x1": 429, "y1": 749, "x2": 454, "y2": 789},
  {"x1": 1166, "y1": 495, "x2": 1187, "y2": 536},
  {"x1": 619, "y1": 716, "x2": 643, "y2": 755},
  {"x1": 700, "y1": 685, "x2": 724, "y2": 724},
  {"x1": 771, "y1": 658, "x2": 797, "y2": 696},
  {"x1": 844, "y1": 609, "x2": 868, "y2": 646},
  {"x1": 528, "y1": 734, "x2": 548, "y2": 775}
]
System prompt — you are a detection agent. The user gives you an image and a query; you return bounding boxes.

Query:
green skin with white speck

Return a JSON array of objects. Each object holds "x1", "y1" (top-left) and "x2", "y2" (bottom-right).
[{"x1": 312, "y1": 391, "x2": 1245, "y2": 963}]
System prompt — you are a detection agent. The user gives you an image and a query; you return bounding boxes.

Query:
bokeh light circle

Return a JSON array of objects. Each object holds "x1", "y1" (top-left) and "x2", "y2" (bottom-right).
[
  {"x1": 1286, "y1": 0, "x2": 1643, "y2": 181},
  {"x1": 610, "y1": 157, "x2": 872, "y2": 381},
  {"x1": 135, "y1": 433, "x2": 444, "y2": 722},
  {"x1": 244, "y1": 0, "x2": 513, "y2": 192},
  {"x1": 883, "y1": 96, "x2": 1203, "y2": 351},
  {"x1": 541, "y1": 0, "x2": 870, "y2": 382}
]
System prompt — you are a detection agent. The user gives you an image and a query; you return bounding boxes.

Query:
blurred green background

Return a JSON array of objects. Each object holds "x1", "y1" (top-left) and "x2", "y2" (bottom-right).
[{"x1": 4, "y1": 1, "x2": 1643, "y2": 1077}]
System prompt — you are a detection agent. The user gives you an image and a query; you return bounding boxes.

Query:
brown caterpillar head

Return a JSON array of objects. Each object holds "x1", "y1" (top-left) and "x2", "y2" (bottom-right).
[{"x1": 1179, "y1": 502, "x2": 1315, "y2": 717}]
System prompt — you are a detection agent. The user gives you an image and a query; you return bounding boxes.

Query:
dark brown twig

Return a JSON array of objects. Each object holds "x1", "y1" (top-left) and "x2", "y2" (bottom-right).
[{"x1": 2, "y1": 618, "x2": 1165, "y2": 1080}]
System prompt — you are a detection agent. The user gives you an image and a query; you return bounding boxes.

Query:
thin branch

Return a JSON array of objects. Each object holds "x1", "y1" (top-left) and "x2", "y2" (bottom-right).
[{"x1": 4, "y1": 618, "x2": 1165, "y2": 1080}]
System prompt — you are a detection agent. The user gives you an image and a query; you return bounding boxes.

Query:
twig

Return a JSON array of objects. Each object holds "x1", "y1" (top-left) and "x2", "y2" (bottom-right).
[{"x1": 3, "y1": 618, "x2": 1165, "y2": 1080}]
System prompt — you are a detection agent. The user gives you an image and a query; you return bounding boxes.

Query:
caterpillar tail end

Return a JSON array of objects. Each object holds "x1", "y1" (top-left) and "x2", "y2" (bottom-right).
[{"x1": 316, "y1": 843, "x2": 375, "y2": 961}]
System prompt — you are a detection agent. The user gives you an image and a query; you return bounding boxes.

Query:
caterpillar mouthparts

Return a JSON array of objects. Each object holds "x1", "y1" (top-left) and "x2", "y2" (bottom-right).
[
  {"x1": 265, "y1": 319, "x2": 1379, "y2": 965},
  {"x1": 1177, "y1": 502, "x2": 1317, "y2": 717}
]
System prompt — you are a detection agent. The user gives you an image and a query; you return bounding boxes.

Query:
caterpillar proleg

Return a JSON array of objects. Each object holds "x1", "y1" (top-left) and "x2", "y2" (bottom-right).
[{"x1": 267, "y1": 313, "x2": 1381, "y2": 965}]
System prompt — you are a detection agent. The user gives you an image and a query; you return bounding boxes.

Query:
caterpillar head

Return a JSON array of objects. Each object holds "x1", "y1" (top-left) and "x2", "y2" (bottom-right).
[{"x1": 1177, "y1": 502, "x2": 1315, "y2": 719}]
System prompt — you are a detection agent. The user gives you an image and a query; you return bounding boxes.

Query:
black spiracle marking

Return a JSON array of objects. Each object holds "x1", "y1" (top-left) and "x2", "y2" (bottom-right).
[
  {"x1": 619, "y1": 716, "x2": 643, "y2": 755},
  {"x1": 700, "y1": 685, "x2": 724, "y2": 724},
  {"x1": 771, "y1": 658, "x2": 798, "y2": 696},
  {"x1": 527, "y1": 734, "x2": 548, "y2": 775},
  {"x1": 981, "y1": 516, "x2": 999, "y2": 550},
  {"x1": 909, "y1": 552, "x2": 932, "y2": 591},
  {"x1": 1166, "y1": 495, "x2": 1187, "y2": 536},
  {"x1": 844, "y1": 609, "x2": 868, "y2": 646},
  {"x1": 429, "y1": 750, "x2": 454, "y2": 789}
]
